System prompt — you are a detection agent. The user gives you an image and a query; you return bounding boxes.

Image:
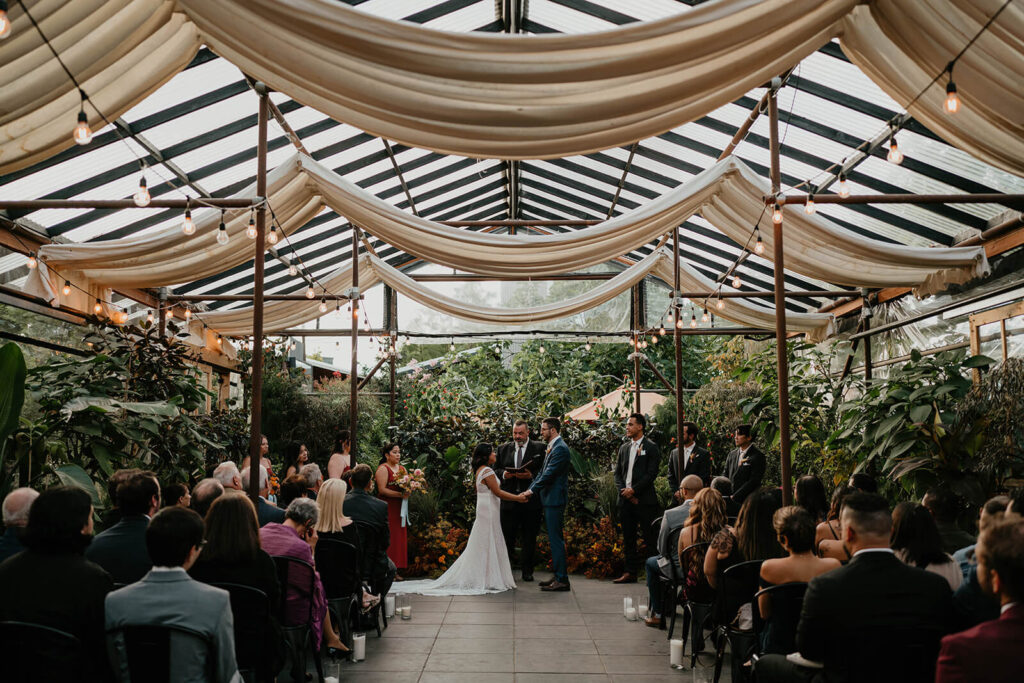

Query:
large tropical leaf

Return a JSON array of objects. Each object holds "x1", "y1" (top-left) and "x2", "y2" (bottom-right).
[
  {"x1": 0, "y1": 342, "x2": 27, "y2": 444},
  {"x1": 53, "y1": 463, "x2": 101, "y2": 505}
]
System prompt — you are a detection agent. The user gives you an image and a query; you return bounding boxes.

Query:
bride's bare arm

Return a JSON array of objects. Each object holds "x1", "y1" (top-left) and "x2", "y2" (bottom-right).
[{"x1": 481, "y1": 469, "x2": 527, "y2": 502}]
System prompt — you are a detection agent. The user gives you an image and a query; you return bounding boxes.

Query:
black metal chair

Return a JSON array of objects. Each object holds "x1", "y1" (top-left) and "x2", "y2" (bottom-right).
[
  {"x1": 208, "y1": 582, "x2": 275, "y2": 683},
  {"x1": 677, "y1": 541, "x2": 715, "y2": 667},
  {"x1": 271, "y1": 555, "x2": 325, "y2": 683},
  {"x1": 315, "y1": 538, "x2": 362, "y2": 649},
  {"x1": 113, "y1": 623, "x2": 213, "y2": 683},
  {"x1": 353, "y1": 519, "x2": 387, "y2": 635},
  {"x1": 751, "y1": 581, "x2": 808, "y2": 658},
  {"x1": 711, "y1": 560, "x2": 764, "y2": 683},
  {"x1": 653, "y1": 524, "x2": 683, "y2": 635},
  {"x1": 0, "y1": 620, "x2": 83, "y2": 682}
]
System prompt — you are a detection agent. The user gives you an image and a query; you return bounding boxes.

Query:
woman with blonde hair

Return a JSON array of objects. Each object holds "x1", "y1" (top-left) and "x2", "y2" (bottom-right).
[{"x1": 316, "y1": 478, "x2": 362, "y2": 555}]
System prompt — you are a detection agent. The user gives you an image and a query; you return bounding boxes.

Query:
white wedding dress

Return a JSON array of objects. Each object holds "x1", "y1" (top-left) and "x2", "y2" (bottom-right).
[{"x1": 393, "y1": 466, "x2": 516, "y2": 595}]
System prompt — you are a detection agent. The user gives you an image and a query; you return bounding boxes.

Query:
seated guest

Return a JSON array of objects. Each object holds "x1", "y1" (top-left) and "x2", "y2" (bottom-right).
[
  {"x1": 676, "y1": 488, "x2": 728, "y2": 604},
  {"x1": 816, "y1": 484, "x2": 854, "y2": 563},
  {"x1": 951, "y1": 495, "x2": 1009, "y2": 630},
  {"x1": 190, "y1": 494, "x2": 282, "y2": 680},
  {"x1": 644, "y1": 475, "x2": 703, "y2": 627},
  {"x1": 936, "y1": 517, "x2": 1024, "y2": 683},
  {"x1": 100, "y1": 468, "x2": 141, "y2": 528},
  {"x1": 710, "y1": 476, "x2": 732, "y2": 499},
  {"x1": 213, "y1": 461, "x2": 243, "y2": 491},
  {"x1": 891, "y1": 502, "x2": 962, "y2": 590},
  {"x1": 953, "y1": 495, "x2": 1009, "y2": 580},
  {"x1": 161, "y1": 482, "x2": 191, "y2": 509},
  {"x1": 755, "y1": 492, "x2": 953, "y2": 683},
  {"x1": 278, "y1": 474, "x2": 308, "y2": 510},
  {"x1": 705, "y1": 488, "x2": 785, "y2": 588},
  {"x1": 241, "y1": 465, "x2": 286, "y2": 527},
  {"x1": 345, "y1": 464, "x2": 396, "y2": 597},
  {"x1": 86, "y1": 470, "x2": 159, "y2": 585},
  {"x1": 300, "y1": 463, "x2": 324, "y2": 499},
  {"x1": 0, "y1": 487, "x2": 112, "y2": 682},
  {"x1": 316, "y1": 478, "x2": 362, "y2": 552},
  {"x1": 758, "y1": 506, "x2": 840, "y2": 654},
  {"x1": 192, "y1": 478, "x2": 225, "y2": 518},
  {"x1": 924, "y1": 487, "x2": 975, "y2": 554},
  {"x1": 847, "y1": 472, "x2": 878, "y2": 494},
  {"x1": 259, "y1": 498, "x2": 348, "y2": 654},
  {"x1": 793, "y1": 475, "x2": 828, "y2": 523},
  {"x1": 0, "y1": 487, "x2": 38, "y2": 564},
  {"x1": 1007, "y1": 487, "x2": 1024, "y2": 516},
  {"x1": 105, "y1": 507, "x2": 240, "y2": 683}
]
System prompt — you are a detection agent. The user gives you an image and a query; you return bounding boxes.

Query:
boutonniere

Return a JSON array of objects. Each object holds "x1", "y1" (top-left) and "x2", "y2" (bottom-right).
[
  {"x1": 739, "y1": 457, "x2": 748, "y2": 465},
  {"x1": 638, "y1": 449, "x2": 646, "y2": 457}
]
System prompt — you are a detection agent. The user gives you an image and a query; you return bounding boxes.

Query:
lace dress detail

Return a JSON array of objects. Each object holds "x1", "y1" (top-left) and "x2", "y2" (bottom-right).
[{"x1": 393, "y1": 466, "x2": 515, "y2": 595}]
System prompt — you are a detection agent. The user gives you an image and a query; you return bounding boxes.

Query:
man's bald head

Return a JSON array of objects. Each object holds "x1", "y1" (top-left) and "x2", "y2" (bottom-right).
[
  {"x1": 2, "y1": 487, "x2": 39, "y2": 527},
  {"x1": 680, "y1": 475, "x2": 703, "y2": 500}
]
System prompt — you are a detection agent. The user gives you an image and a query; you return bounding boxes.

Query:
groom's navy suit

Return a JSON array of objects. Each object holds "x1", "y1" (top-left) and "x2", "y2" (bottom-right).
[{"x1": 530, "y1": 435, "x2": 571, "y2": 583}]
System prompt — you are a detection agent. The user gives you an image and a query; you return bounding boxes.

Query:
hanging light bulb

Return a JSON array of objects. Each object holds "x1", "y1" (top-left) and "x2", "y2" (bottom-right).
[
  {"x1": 716, "y1": 296, "x2": 724, "y2": 310},
  {"x1": 73, "y1": 109, "x2": 92, "y2": 145},
  {"x1": 362, "y1": 317, "x2": 371, "y2": 332},
  {"x1": 651, "y1": 335, "x2": 658, "y2": 344},
  {"x1": 318, "y1": 299, "x2": 327, "y2": 313},
  {"x1": 216, "y1": 213, "x2": 229, "y2": 245},
  {"x1": 732, "y1": 273, "x2": 742, "y2": 289},
  {"x1": 26, "y1": 252, "x2": 37, "y2": 269},
  {"x1": 944, "y1": 79, "x2": 960, "y2": 114},
  {"x1": 289, "y1": 342, "x2": 296, "y2": 351},
  {"x1": 0, "y1": 1, "x2": 12, "y2": 40},
  {"x1": 146, "y1": 310, "x2": 154, "y2": 324},
  {"x1": 449, "y1": 341, "x2": 456, "y2": 353},
  {"x1": 887, "y1": 133, "x2": 903, "y2": 165},
  {"x1": 184, "y1": 309, "x2": 192, "y2": 321},
  {"x1": 305, "y1": 285, "x2": 315, "y2": 299},
  {"x1": 690, "y1": 316, "x2": 697, "y2": 329},
  {"x1": 676, "y1": 312, "x2": 684, "y2": 329},
  {"x1": 804, "y1": 195, "x2": 816, "y2": 214},
  {"x1": 133, "y1": 173, "x2": 150, "y2": 207},
  {"x1": 838, "y1": 173, "x2": 850, "y2": 198},
  {"x1": 93, "y1": 299, "x2": 103, "y2": 315},
  {"x1": 772, "y1": 203, "x2": 783, "y2": 225},
  {"x1": 246, "y1": 213, "x2": 257, "y2": 240},
  {"x1": 539, "y1": 344, "x2": 546, "y2": 354},
  {"x1": 288, "y1": 261, "x2": 298, "y2": 277},
  {"x1": 352, "y1": 304, "x2": 359, "y2": 320},
  {"x1": 62, "y1": 280, "x2": 72, "y2": 296},
  {"x1": 585, "y1": 341, "x2": 592, "y2": 351},
  {"x1": 701, "y1": 308, "x2": 709, "y2": 324},
  {"x1": 659, "y1": 323, "x2": 666, "y2": 336},
  {"x1": 181, "y1": 207, "x2": 195, "y2": 236},
  {"x1": 216, "y1": 335, "x2": 223, "y2": 346},
  {"x1": 268, "y1": 224, "x2": 279, "y2": 245},
  {"x1": 166, "y1": 308, "x2": 174, "y2": 321},
  {"x1": 754, "y1": 230, "x2": 765, "y2": 255}
]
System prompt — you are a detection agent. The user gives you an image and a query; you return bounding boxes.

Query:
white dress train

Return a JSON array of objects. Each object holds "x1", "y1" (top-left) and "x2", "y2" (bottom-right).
[{"x1": 393, "y1": 466, "x2": 516, "y2": 595}]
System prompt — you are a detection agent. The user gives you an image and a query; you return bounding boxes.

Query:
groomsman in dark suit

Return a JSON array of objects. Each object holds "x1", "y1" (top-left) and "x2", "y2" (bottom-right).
[
  {"x1": 613, "y1": 413, "x2": 662, "y2": 583},
  {"x1": 723, "y1": 424, "x2": 766, "y2": 514},
  {"x1": 667, "y1": 421, "x2": 712, "y2": 496},
  {"x1": 495, "y1": 420, "x2": 545, "y2": 581}
]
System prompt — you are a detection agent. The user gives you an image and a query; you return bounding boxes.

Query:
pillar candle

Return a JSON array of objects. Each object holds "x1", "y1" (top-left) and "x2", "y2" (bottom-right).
[
  {"x1": 623, "y1": 597, "x2": 633, "y2": 617},
  {"x1": 670, "y1": 639, "x2": 684, "y2": 668},
  {"x1": 385, "y1": 594, "x2": 396, "y2": 618},
  {"x1": 625, "y1": 606, "x2": 637, "y2": 621},
  {"x1": 638, "y1": 604, "x2": 649, "y2": 619},
  {"x1": 352, "y1": 634, "x2": 366, "y2": 662}
]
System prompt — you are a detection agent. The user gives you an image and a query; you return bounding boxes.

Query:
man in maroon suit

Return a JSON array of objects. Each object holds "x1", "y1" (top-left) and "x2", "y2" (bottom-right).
[{"x1": 936, "y1": 516, "x2": 1024, "y2": 683}]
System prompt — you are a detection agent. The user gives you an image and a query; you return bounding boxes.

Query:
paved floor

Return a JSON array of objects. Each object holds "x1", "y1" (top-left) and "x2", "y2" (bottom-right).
[{"x1": 327, "y1": 572, "x2": 729, "y2": 682}]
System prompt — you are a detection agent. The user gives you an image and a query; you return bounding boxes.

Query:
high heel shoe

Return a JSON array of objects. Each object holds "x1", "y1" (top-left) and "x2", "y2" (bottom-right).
[{"x1": 327, "y1": 644, "x2": 351, "y2": 660}]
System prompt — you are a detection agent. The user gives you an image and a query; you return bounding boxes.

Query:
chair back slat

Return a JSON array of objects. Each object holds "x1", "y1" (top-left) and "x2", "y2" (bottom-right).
[
  {"x1": 753, "y1": 581, "x2": 808, "y2": 656},
  {"x1": 352, "y1": 520, "x2": 382, "y2": 582},
  {"x1": 315, "y1": 538, "x2": 361, "y2": 600},
  {"x1": 208, "y1": 582, "x2": 272, "y2": 677},
  {"x1": 271, "y1": 555, "x2": 317, "y2": 626},
  {"x1": 716, "y1": 559, "x2": 763, "y2": 626},
  {"x1": 118, "y1": 623, "x2": 212, "y2": 683},
  {"x1": 679, "y1": 541, "x2": 713, "y2": 604},
  {"x1": 0, "y1": 621, "x2": 83, "y2": 682}
]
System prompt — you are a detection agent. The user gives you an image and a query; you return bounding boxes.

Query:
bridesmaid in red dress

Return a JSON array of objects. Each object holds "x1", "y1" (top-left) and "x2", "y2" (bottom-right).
[
  {"x1": 375, "y1": 442, "x2": 410, "y2": 574},
  {"x1": 327, "y1": 430, "x2": 353, "y2": 480}
]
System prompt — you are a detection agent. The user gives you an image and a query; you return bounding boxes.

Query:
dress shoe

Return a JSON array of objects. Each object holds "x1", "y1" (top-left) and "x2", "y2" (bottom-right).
[
  {"x1": 612, "y1": 573, "x2": 637, "y2": 584},
  {"x1": 521, "y1": 573, "x2": 534, "y2": 582},
  {"x1": 538, "y1": 577, "x2": 555, "y2": 587},
  {"x1": 644, "y1": 615, "x2": 662, "y2": 628},
  {"x1": 540, "y1": 580, "x2": 571, "y2": 592}
]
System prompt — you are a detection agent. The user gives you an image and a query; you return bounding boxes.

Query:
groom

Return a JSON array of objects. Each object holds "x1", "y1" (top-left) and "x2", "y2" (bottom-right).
[{"x1": 527, "y1": 417, "x2": 571, "y2": 592}]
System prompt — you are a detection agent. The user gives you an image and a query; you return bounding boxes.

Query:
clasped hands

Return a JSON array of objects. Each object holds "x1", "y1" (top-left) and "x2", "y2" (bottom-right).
[
  {"x1": 619, "y1": 487, "x2": 639, "y2": 505},
  {"x1": 514, "y1": 490, "x2": 534, "y2": 503}
]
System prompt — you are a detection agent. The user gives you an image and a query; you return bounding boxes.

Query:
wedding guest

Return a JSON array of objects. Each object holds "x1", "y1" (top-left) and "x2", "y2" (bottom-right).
[
  {"x1": 816, "y1": 484, "x2": 854, "y2": 562},
  {"x1": 954, "y1": 495, "x2": 1010, "y2": 581},
  {"x1": 924, "y1": 487, "x2": 975, "y2": 554},
  {"x1": 936, "y1": 517, "x2": 1024, "y2": 683},
  {"x1": 0, "y1": 487, "x2": 112, "y2": 682},
  {"x1": 705, "y1": 488, "x2": 784, "y2": 589},
  {"x1": 161, "y1": 482, "x2": 191, "y2": 509},
  {"x1": 644, "y1": 474, "x2": 702, "y2": 627},
  {"x1": 676, "y1": 488, "x2": 728, "y2": 603},
  {"x1": 278, "y1": 474, "x2": 308, "y2": 510},
  {"x1": 613, "y1": 413, "x2": 662, "y2": 584},
  {"x1": 0, "y1": 487, "x2": 38, "y2": 564},
  {"x1": 316, "y1": 478, "x2": 362, "y2": 553},
  {"x1": 794, "y1": 474, "x2": 828, "y2": 523},
  {"x1": 723, "y1": 425, "x2": 765, "y2": 513},
  {"x1": 757, "y1": 506, "x2": 840, "y2": 653},
  {"x1": 375, "y1": 443, "x2": 409, "y2": 576},
  {"x1": 242, "y1": 464, "x2": 286, "y2": 527},
  {"x1": 667, "y1": 421, "x2": 712, "y2": 493},
  {"x1": 710, "y1": 476, "x2": 733, "y2": 499},
  {"x1": 495, "y1": 420, "x2": 545, "y2": 581},
  {"x1": 847, "y1": 472, "x2": 878, "y2": 493},
  {"x1": 283, "y1": 441, "x2": 311, "y2": 479},
  {"x1": 346, "y1": 464, "x2": 396, "y2": 597},
  {"x1": 300, "y1": 463, "x2": 324, "y2": 499},
  {"x1": 100, "y1": 468, "x2": 141, "y2": 528},
  {"x1": 891, "y1": 502, "x2": 962, "y2": 590},
  {"x1": 951, "y1": 496, "x2": 1009, "y2": 629},
  {"x1": 213, "y1": 461, "x2": 243, "y2": 491},
  {"x1": 191, "y1": 478, "x2": 225, "y2": 518},
  {"x1": 86, "y1": 470, "x2": 159, "y2": 585},
  {"x1": 327, "y1": 431, "x2": 353, "y2": 479}
]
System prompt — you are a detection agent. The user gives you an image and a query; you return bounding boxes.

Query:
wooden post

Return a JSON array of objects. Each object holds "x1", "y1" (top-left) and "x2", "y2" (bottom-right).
[
  {"x1": 247, "y1": 85, "x2": 269, "y2": 506},
  {"x1": 632, "y1": 286, "x2": 641, "y2": 414},
  {"x1": 863, "y1": 318, "x2": 873, "y2": 383},
  {"x1": 387, "y1": 285, "x2": 398, "y2": 428},
  {"x1": 768, "y1": 87, "x2": 793, "y2": 507},
  {"x1": 673, "y1": 227, "x2": 685, "y2": 469},
  {"x1": 350, "y1": 241, "x2": 360, "y2": 458}
]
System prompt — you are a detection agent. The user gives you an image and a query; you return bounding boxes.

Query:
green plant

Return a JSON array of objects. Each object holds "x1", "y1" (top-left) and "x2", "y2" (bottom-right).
[{"x1": 957, "y1": 358, "x2": 1024, "y2": 487}]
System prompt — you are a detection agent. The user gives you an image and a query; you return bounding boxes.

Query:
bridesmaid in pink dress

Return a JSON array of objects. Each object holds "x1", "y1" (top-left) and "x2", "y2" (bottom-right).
[{"x1": 375, "y1": 442, "x2": 409, "y2": 573}]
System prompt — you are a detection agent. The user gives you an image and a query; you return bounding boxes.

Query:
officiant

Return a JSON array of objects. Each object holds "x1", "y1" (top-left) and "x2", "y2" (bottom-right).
[{"x1": 495, "y1": 419, "x2": 545, "y2": 582}]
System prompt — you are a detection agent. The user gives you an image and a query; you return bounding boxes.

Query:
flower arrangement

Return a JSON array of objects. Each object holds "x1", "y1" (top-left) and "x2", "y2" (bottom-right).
[
  {"x1": 406, "y1": 516, "x2": 469, "y2": 578},
  {"x1": 394, "y1": 467, "x2": 429, "y2": 496}
]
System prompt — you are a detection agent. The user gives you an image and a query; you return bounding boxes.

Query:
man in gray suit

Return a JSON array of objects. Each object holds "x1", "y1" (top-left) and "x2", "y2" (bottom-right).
[
  {"x1": 644, "y1": 475, "x2": 703, "y2": 627},
  {"x1": 106, "y1": 507, "x2": 241, "y2": 683}
]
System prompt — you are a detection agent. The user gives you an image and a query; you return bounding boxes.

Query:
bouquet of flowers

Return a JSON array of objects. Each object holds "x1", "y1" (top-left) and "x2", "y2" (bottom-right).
[{"x1": 395, "y1": 468, "x2": 429, "y2": 496}]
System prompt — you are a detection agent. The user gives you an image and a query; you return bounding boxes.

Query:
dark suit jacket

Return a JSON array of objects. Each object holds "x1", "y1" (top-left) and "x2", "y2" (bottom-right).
[
  {"x1": 344, "y1": 488, "x2": 391, "y2": 578},
  {"x1": 0, "y1": 549, "x2": 113, "y2": 682},
  {"x1": 84, "y1": 515, "x2": 152, "y2": 585},
  {"x1": 495, "y1": 439, "x2": 545, "y2": 510},
  {"x1": 0, "y1": 526, "x2": 25, "y2": 564},
  {"x1": 256, "y1": 497, "x2": 286, "y2": 527},
  {"x1": 796, "y1": 550, "x2": 952, "y2": 682},
  {"x1": 529, "y1": 436, "x2": 570, "y2": 508},
  {"x1": 613, "y1": 437, "x2": 662, "y2": 506},
  {"x1": 936, "y1": 603, "x2": 1023, "y2": 683},
  {"x1": 724, "y1": 445, "x2": 766, "y2": 505},
  {"x1": 667, "y1": 445, "x2": 712, "y2": 490}
]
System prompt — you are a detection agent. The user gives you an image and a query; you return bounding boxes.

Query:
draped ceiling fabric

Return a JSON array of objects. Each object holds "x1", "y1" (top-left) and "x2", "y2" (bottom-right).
[{"x1": 2, "y1": 0, "x2": 1021, "y2": 174}]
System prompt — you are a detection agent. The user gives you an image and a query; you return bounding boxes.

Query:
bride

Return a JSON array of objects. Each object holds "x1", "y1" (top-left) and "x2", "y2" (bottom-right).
[{"x1": 394, "y1": 442, "x2": 530, "y2": 595}]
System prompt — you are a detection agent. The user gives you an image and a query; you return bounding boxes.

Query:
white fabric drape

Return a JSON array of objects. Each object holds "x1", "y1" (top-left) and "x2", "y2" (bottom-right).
[{"x1": 2, "y1": 1, "x2": 1019, "y2": 174}]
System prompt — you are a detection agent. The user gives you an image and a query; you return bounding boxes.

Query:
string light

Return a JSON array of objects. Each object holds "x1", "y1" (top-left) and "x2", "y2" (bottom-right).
[
  {"x1": 288, "y1": 260, "x2": 298, "y2": 277},
  {"x1": 268, "y1": 224, "x2": 279, "y2": 245},
  {"x1": 659, "y1": 323, "x2": 666, "y2": 336},
  {"x1": 585, "y1": 341, "x2": 592, "y2": 351},
  {"x1": 166, "y1": 308, "x2": 174, "y2": 320},
  {"x1": 716, "y1": 295, "x2": 724, "y2": 310},
  {"x1": 182, "y1": 201, "x2": 195, "y2": 236},
  {"x1": 0, "y1": 1, "x2": 12, "y2": 40},
  {"x1": 675, "y1": 310, "x2": 684, "y2": 328},
  {"x1": 538, "y1": 344, "x2": 546, "y2": 354},
  {"x1": 804, "y1": 195, "x2": 816, "y2": 214},
  {"x1": 305, "y1": 285, "x2": 315, "y2": 299},
  {"x1": 216, "y1": 212, "x2": 229, "y2": 245},
  {"x1": 650, "y1": 334, "x2": 658, "y2": 344},
  {"x1": 184, "y1": 309, "x2": 192, "y2": 321},
  {"x1": 26, "y1": 252, "x2": 37, "y2": 269},
  {"x1": 838, "y1": 173, "x2": 850, "y2": 198},
  {"x1": 772, "y1": 203, "x2": 783, "y2": 225},
  {"x1": 318, "y1": 299, "x2": 327, "y2": 314},
  {"x1": 246, "y1": 212, "x2": 257, "y2": 240},
  {"x1": 74, "y1": 109, "x2": 92, "y2": 145},
  {"x1": 701, "y1": 308, "x2": 709, "y2": 324},
  {"x1": 62, "y1": 281, "x2": 71, "y2": 296},
  {"x1": 216, "y1": 335, "x2": 222, "y2": 346},
  {"x1": 731, "y1": 273, "x2": 742, "y2": 289},
  {"x1": 690, "y1": 316, "x2": 697, "y2": 329},
  {"x1": 133, "y1": 172, "x2": 150, "y2": 207},
  {"x1": 754, "y1": 229, "x2": 765, "y2": 255},
  {"x1": 945, "y1": 81, "x2": 959, "y2": 115},
  {"x1": 449, "y1": 340, "x2": 456, "y2": 353},
  {"x1": 146, "y1": 310, "x2": 154, "y2": 324},
  {"x1": 93, "y1": 299, "x2": 102, "y2": 315},
  {"x1": 886, "y1": 133, "x2": 904, "y2": 165}
]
